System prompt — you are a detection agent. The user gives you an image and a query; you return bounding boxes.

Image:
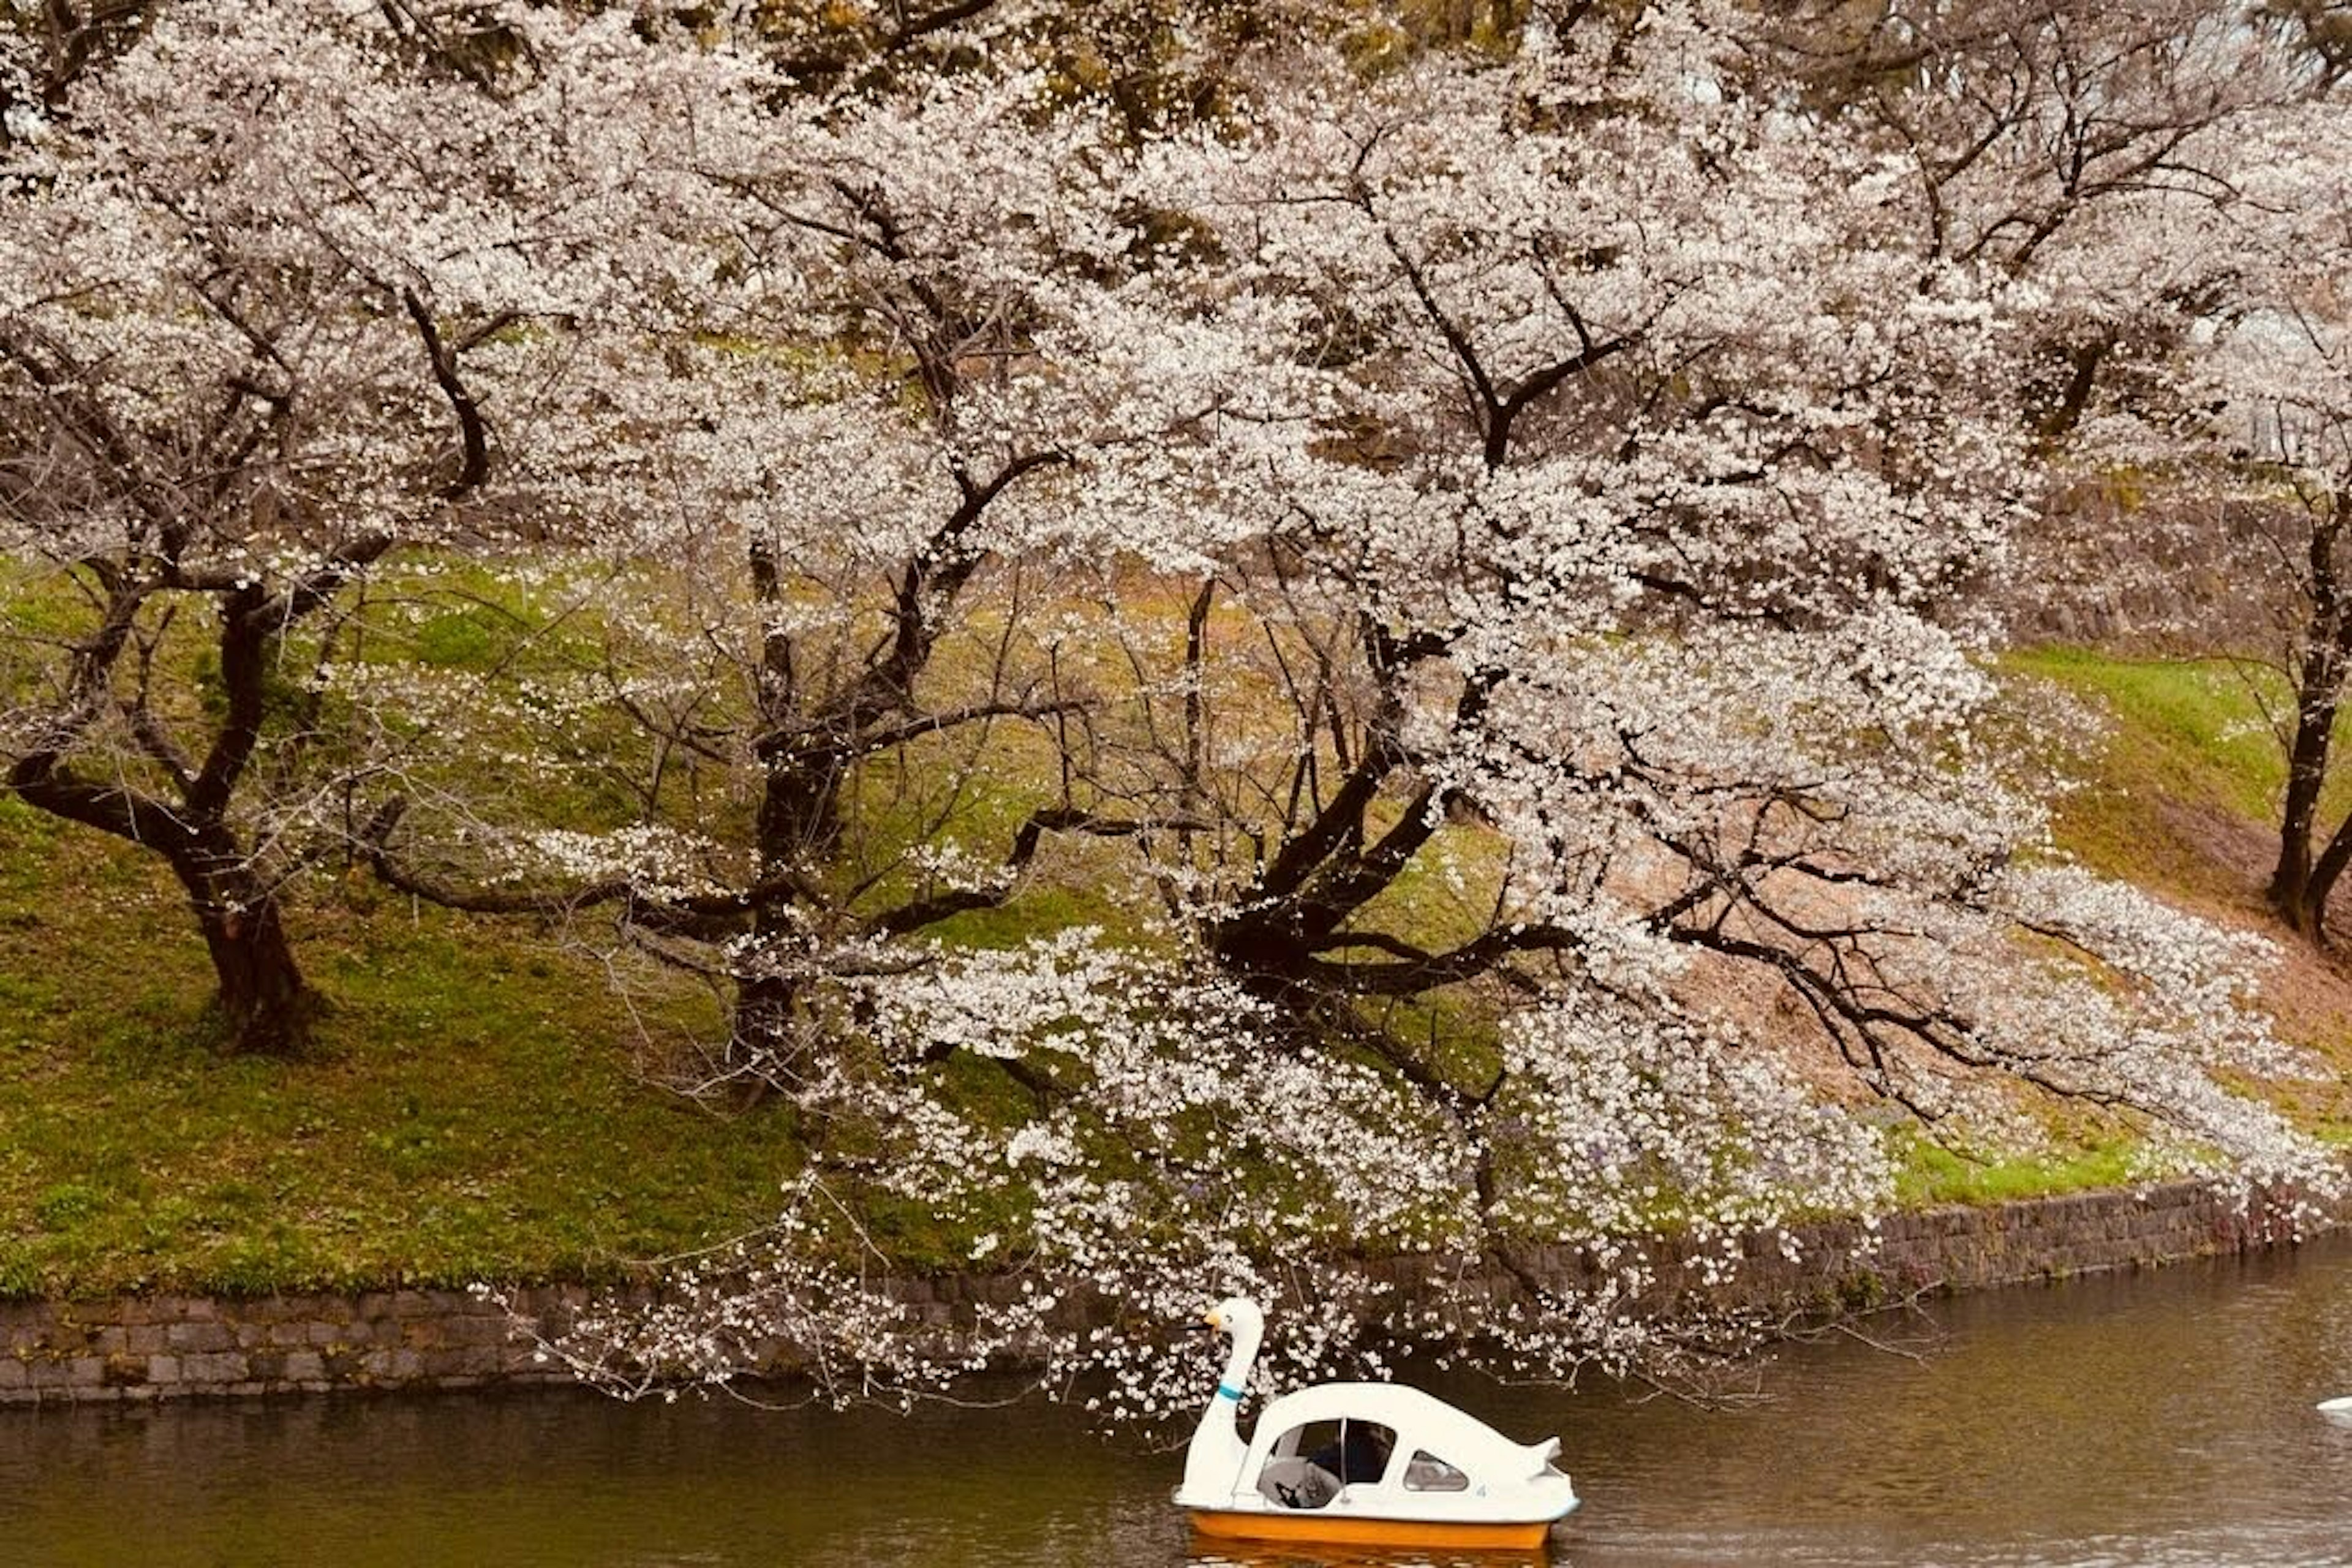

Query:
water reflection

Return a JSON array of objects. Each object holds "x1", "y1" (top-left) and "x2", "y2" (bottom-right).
[
  {"x1": 1551, "y1": 1239, "x2": 2352, "y2": 1567},
  {"x1": 4, "y1": 1237, "x2": 2352, "y2": 1566},
  {"x1": 1190, "y1": 1550, "x2": 1550, "y2": 1568}
]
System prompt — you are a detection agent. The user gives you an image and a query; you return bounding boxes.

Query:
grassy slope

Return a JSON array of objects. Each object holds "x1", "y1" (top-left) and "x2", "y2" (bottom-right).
[
  {"x1": 0, "y1": 791, "x2": 803, "y2": 1298},
  {"x1": 1998, "y1": 649, "x2": 2352, "y2": 1143},
  {"x1": 1836, "y1": 648, "x2": 2348, "y2": 1207},
  {"x1": 2, "y1": 647, "x2": 2346, "y2": 1297},
  {"x1": 2008, "y1": 649, "x2": 2297, "y2": 889}
]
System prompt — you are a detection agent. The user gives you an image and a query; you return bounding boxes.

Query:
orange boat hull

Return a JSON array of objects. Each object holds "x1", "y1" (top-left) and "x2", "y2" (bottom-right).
[{"x1": 1186, "y1": 1507, "x2": 1555, "y2": 1551}]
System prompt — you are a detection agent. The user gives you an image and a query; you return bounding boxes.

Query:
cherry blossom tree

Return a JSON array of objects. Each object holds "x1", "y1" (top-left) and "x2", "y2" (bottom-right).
[
  {"x1": 1777, "y1": 3, "x2": 2352, "y2": 950},
  {"x1": 1804, "y1": 2, "x2": 2352, "y2": 943},
  {"x1": 0, "y1": 0, "x2": 759, "y2": 1047},
  {"x1": 1768, "y1": 0, "x2": 2312, "y2": 459},
  {"x1": 1, "y1": 1, "x2": 153, "y2": 135},
  {"x1": 5, "y1": 0, "x2": 2337, "y2": 1401},
  {"x1": 1758, "y1": 2, "x2": 2310, "y2": 656},
  {"x1": 429, "y1": 2, "x2": 2337, "y2": 1406},
  {"x1": 2170, "y1": 94, "x2": 2352, "y2": 940},
  {"x1": 350, "y1": 34, "x2": 1195, "y2": 1088}
]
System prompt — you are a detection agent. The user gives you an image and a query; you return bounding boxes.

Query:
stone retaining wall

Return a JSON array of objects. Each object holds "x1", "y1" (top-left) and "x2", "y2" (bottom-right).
[
  {"x1": 0, "y1": 1285, "x2": 594, "y2": 1404},
  {"x1": 1660, "y1": 1178, "x2": 2324, "y2": 1307},
  {"x1": 0, "y1": 1180, "x2": 2334, "y2": 1405}
]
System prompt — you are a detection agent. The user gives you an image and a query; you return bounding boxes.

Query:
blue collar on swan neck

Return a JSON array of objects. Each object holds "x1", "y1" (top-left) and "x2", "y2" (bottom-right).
[{"x1": 1216, "y1": 1382, "x2": 1245, "y2": 1402}]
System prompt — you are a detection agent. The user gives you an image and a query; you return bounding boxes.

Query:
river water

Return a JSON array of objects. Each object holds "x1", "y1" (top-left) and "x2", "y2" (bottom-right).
[{"x1": 7, "y1": 1237, "x2": 2352, "y2": 1567}]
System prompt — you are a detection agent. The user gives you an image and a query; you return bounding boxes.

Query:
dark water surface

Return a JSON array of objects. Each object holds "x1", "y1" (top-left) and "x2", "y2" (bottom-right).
[{"x1": 8, "y1": 1237, "x2": 2352, "y2": 1567}]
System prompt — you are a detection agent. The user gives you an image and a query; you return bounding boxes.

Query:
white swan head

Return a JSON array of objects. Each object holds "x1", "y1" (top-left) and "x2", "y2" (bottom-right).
[
  {"x1": 1204, "y1": 1297, "x2": 1265, "y2": 1392},
  {"x1": 1205, "y1": 1296, "x2": 1264, "y2": 1341}
]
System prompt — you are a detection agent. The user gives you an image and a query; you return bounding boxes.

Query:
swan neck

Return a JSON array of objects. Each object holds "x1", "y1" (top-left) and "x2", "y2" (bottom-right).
[
  {"x1": 1220, "y1": 1317, "x2": 1262, "y2": 1398},
  {"x1": 1182, "y1": 1314, "x2": 1259, "y2": 1501}
]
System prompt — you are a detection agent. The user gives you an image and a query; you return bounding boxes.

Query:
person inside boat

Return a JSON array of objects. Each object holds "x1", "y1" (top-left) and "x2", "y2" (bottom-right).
[{"x1": 1310, "y1": 1420, "x2": 1393, "y2": 1485}]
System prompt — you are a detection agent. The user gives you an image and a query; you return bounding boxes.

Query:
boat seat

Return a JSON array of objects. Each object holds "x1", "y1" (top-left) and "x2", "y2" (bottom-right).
[{"x1": 1256, "y1": 1456, "x2": 1341, "y2": 1510}]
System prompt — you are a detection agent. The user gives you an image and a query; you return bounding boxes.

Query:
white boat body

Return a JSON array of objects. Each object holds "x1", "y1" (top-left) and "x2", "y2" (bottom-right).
[
  {"x1": 2318, "y1": 1395, "x2": 2352, "y2": 1425},
  {"x1": 1174, "y1": 1378, "x2": 1580, "y2": 1549}
]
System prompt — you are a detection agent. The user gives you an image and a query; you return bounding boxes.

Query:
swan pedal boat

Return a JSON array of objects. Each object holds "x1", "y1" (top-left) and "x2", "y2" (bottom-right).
[{"x1": 1175, "y1": 1298, "x2": 1580, "y2": 1550}]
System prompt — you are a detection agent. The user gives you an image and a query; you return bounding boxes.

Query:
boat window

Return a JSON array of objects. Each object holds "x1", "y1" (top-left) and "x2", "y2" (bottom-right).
[
  {"x1": 1256, "y1": 1419, "x2": 1396, "y2": 1507},
  {"x1": 1402, "y1": 1449, "x2": 1470, "y2": 1492}
]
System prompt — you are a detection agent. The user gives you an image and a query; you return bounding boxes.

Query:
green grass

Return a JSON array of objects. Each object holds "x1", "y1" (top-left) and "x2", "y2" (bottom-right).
[
  {"x1": 0, "y1": 793, "x2": 799, "y2": 1300},
  {"x1": 2005, "y1": 647, "x2": 2308, "y2": 884},
  {"x1": 2, "y1": 630, "x2": 2341, "y2": 1303},
  {"x1": 1994, "y1": 644, "x2": 2352, "y2": 1141},
  {"x1": 1891, "y1": 1130, "x2": 2143, "y2": 1208}
]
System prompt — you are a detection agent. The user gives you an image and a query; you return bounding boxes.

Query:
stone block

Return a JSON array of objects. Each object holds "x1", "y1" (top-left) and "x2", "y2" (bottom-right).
[
  {"x1": 431, "y1": 1346, "x2": 508, "y2": 1379},
  {"x1": 181, "y1": 1351, "x2": 249, "y2": 1385},
  {"x1": 435, "y1": 1314, "x2": 516, "y2": 1349},
  {"x1": 166, "y1": 1321, "x2": 235, "y2": 1354},
  {"x1": 41, "y1": 1321, "x2": 92, "y2": 1355},
  {"x1": 29, "y1": 1357, "x2": 104, "y2": 1392},
  {"x1": 359, "y1": 1348, "x2": 424, "y2": 1383}
]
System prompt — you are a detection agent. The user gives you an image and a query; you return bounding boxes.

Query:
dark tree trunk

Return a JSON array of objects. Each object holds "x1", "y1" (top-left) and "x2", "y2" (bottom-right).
[
  {"x1": 723, "y1": 746, "x2": 840, "y2": 1092},
  {"x1": 2269, "y1": 512, "x2": 2352, "y2": 945},
  {"x1": 2295, "y1": 816, "x2": 2352, "y2": 947},
  {"x1": 723, "y1": 468, "x2": 997, "y2": 1089},
  {"x1": 193, "y1": 889, "x2": 314, "y2": 1054},
  {"x1": 163, "y1": 827, "x2": 317, "y2": 1054},
  {"x1": 10, "y1": 755, "x2": 318, "y2": 1053},
  {"x1": 2267, "y1": 658, "x2": 2339, "y2": 940}
]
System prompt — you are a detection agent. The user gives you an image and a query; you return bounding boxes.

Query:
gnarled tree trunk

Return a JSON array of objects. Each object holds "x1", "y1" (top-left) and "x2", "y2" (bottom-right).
[
  {"x1": 2267, "y1": 506, "x2": 2352, "y2": 945},
  {"x1": 182, "y1": 859, "x2": 314, "y2": 1056}
]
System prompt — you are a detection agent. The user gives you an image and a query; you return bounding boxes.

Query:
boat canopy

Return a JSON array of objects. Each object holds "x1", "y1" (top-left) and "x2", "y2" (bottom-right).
[{"x1": 1250, "y1": 1381, "x2": 1561, "y2": 1477}]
